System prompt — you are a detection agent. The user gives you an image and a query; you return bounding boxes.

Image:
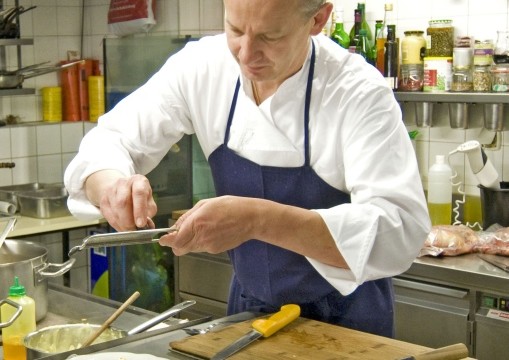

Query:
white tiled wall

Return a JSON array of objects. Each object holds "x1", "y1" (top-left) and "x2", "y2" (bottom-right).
[{"x1": 1, "y1": 0, "x2": 509, "y2": 216}]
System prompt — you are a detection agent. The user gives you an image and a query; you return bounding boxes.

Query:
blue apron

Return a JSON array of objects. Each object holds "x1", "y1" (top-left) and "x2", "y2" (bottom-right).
[{"x1": 207, "y1": 42, "x2": 394, "y2": 337}]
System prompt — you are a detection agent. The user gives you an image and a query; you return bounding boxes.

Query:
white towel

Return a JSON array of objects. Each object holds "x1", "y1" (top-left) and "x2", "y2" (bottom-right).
[{"x1": 0, "y1": 201, "x2": 16, "y2": 215}]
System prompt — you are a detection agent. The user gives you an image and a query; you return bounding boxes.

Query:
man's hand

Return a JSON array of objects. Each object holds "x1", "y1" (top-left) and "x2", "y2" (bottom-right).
[{"x1": 85, "y1": 171, "x2": 157, "y2": 231}]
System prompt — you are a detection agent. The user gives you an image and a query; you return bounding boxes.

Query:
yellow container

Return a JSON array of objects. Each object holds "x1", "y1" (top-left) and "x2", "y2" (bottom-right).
[
  {"x1": 41, "y1": 86, "x2": 62, "y2": 122},
  {"x1": 88, "y1": 75, "x2": 105, "y2": 122}
]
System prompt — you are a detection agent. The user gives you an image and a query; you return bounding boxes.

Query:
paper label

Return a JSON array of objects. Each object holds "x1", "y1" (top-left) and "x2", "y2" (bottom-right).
[{"x1": 486, "y1": 309, "x2": 509, "y2": 322}]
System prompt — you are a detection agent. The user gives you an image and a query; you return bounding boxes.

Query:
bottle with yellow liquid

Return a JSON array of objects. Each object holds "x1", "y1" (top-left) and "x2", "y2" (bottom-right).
[
  {"x1": 427, "y1": 155, "x2": 452, "y2": 225},
  {"x1": 1, "y1": 277, "x2": 36, "y2": 360}
]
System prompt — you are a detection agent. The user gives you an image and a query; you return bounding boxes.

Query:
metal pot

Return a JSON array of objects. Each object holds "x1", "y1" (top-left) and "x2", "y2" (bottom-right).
[
  {"x1": 0, "y1": 239, "x2": 75, "y2": 321},
  {"x1": 23, "y1": 300, "x2": 196, "y2": 359},
  {"x1": 0, "y1": 60, "x2": 84, "y2": 89}
]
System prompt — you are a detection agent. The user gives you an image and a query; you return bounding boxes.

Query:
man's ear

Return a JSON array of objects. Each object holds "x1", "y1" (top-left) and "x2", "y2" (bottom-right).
[{"x1": 310, "y1": 2, "x2": 333, "y2": 36}]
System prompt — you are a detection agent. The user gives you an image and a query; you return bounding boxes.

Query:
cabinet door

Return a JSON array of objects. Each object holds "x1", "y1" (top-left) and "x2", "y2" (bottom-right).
[
  {"x1": 394, "y1": 277, "x2": 470, "y2": 350},
  {"x1": 474, "y1": 311, "x2": 509, "y2": 360}
]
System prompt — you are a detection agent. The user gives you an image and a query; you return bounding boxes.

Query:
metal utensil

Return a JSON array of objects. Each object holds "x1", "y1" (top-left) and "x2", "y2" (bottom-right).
[
  {"x1": 183, "y1": 321, "x2": 235, "y2": 336},
  {"x1": 210, "y1": 304, "x2": 300, "y2": 360},
  {"x1": 478, "y1": 254, "x2": 509, "y2": 272},
  {"x1": 127, "y1": 299, "x2": 195, "y2": 335},
  {"x1": 0, "y1": 216, "x2": 16, "y2": 248},
  {"x1": 68, "y1": 227, "x2": 177, "y2": 257},
  {"x1": 397, "y1": 343, "x2": 468, "y2": 360},
  {"x1": 81, "y1": 291, "x2": 141, "y2": 348}
]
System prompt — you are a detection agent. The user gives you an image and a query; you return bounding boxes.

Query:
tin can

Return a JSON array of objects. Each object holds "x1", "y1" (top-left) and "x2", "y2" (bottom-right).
[
  {"x1": 41, "y1": 87, "x2": 62, "y2": 122},
  {"x1": 423, "y1": 57, "x2": 453, "y2": 92}
]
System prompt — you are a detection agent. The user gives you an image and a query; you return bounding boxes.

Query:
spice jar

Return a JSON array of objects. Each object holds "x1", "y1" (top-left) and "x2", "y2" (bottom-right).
[
  {"x1": 402, "y1": 31, "x2": 427, "y2": 65},
  {"x1": 474, "y1": 40, "x2": 494, "y2": 66},
  {"x1": 473, "y1": 65, "x2": 491, "y2": 92},
  {"x1": 491, "y1": 64, "x2": 509, "y2": 92},
  {"x1": 426, "y1": 20, "x2": 454, "y2": 57},
  {"x1": 451, "y1": 68, "x2": 473, "y2": 92},
  {"x1": 399, "y1": 64, "x2": 424, "y2": 91}
]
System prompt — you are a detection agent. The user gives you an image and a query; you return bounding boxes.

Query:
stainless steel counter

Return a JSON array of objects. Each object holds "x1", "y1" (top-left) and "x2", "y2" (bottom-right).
[
  {"x1": 0, "y1": 284, "x2": 212, "y2": 360},
  {"x1": 402, "y1": 253, "x2": 509, "y2": 293}
]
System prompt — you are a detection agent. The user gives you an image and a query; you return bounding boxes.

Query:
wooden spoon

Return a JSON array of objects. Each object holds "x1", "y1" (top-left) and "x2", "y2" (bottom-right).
[{"x1": 81, "y1": 291, "x2": 140, "y2": 348}]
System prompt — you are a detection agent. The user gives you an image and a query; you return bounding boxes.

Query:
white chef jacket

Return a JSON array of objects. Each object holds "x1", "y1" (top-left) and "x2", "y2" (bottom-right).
[{"x1": 65, "y1": 33, "x2": 431, "y2": 296}]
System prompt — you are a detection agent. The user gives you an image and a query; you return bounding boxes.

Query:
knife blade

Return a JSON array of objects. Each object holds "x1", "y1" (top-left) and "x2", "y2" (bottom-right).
[
  {"x1": 210, "y1": 304, "x2": 300, "y2": 360},
  {"x1": 478, "y1": 254, "x2": 509, "y2": 273},
  {"x1": 398, "y1": 343, "x2": 468, "y2": 360}
]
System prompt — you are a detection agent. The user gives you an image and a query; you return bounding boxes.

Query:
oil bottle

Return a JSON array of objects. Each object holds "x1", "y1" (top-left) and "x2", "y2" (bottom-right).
[
  {"x1": 427, "y1": 155, "x2": 453, "y2": 225},
  {"x1": 1, "y1": 277, "x2": 36, "y2": 360}
]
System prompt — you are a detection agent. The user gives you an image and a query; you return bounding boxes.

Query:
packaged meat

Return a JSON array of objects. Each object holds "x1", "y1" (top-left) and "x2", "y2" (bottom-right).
[{"x1": 420, "y1": 225, "x2": 478, "y2": 257}]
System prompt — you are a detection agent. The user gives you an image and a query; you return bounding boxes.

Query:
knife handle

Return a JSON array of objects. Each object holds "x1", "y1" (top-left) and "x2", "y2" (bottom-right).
[
  {"x1": 252, "y1": 304, "x2": 300, "y2": 338},
  {"x1": 411, "y1": 343, "x2": 468, "y2": 360}
]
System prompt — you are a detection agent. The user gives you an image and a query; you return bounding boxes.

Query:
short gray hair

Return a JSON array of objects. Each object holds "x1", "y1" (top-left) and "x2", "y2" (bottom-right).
[{"x1": 299, "y1": 0, "x2": 326, "y2": 18}]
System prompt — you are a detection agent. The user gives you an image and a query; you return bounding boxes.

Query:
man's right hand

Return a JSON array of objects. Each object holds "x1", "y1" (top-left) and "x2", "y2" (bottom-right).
[{"x1": 85, "y1": 170, "x2": 157, "y2": 231}]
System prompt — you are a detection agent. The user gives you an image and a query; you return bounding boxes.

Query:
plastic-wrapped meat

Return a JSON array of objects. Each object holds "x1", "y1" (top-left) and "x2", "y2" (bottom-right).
[
  {"x1": 476, "y1": 226, "x2": 509, "y2": 256},
  {"x1": 419, "y1": 225, "x2": 478, "y2": 257}
]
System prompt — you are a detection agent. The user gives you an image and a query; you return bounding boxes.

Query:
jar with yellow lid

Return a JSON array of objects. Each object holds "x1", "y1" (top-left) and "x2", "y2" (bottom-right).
[
  {"x1": 402, "y1": 31, "x2": 427, "y2": 65},
  {"x1": 426, "y1": 20, "x2": 454, "y2": 57}
]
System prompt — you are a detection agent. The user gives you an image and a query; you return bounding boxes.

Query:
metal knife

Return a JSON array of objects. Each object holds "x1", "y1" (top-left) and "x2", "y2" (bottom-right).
[
  {"x1": 398, "y1": 343, "x2": 468, "y2": 360},
  {"x1": 478, "y1": 254, "x2": 509, "y2": 273},
  {"x1": 210, "y1": 304, "x2": 300, "y2": 360}
]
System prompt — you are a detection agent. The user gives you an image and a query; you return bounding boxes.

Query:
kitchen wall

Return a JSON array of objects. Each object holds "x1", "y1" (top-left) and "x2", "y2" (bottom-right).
[{"x1": 1, "y1": 0, "x2": 509, "y2": 221}]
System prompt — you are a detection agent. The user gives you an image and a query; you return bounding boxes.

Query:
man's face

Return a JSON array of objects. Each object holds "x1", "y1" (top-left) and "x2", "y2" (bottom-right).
[{"x1": 224, "y1": 0, "x2": 316, "y2": 86}]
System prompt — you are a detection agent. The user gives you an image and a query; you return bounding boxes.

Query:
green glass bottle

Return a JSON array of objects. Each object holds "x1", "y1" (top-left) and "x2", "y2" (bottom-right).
[
  {"x1": 349, "y1": 2, "x2": 373, "y2": 44},
  {"x1": 330, "y1": 6, "x2": 350, "y2": 49},
  {"x1": 349, "y1": 9, "x2": 362, "y2": 51},
  {"x1": 369, "y1": 20, "x2": 383, "y2": 65},
  {"x1": 356, "y1": 29, "x2": 374, "y2": 65}
]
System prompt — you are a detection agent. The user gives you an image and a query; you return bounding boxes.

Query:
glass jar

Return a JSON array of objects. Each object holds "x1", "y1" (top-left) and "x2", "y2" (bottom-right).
[
  {"x1": 473, "y1": 65, "x2": 491, "y2": 92},
  {"x1": 426, "y1": 20, "x2": 454, "y2": 57},
  {"x1": 494, "y1": 30, "x2": 509, "y2": 64},
  {"x1": 398, "y1": 64, "x2": 424, "y2": 91},
  {"x1": 401, "y1": 31, "x2": 427, "y2": 65},
  {"x1": 450, "y1": 67, "x2": 473, "y2": 92},
  {"x1": 474, "y1": 40, "x2": 494, "y2": 66},
  {"x1": 453, "y1": 47, "x2": 473, "y2": 68},
  {"x1": 491, "y1": 64, "x2": 509, "y2": 92}
]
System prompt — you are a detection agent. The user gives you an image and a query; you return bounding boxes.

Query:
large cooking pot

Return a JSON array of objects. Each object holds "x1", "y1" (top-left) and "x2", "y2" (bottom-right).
[
  {"x1": 23, "y1": 300, "x2": 196, "y2": 359},
  {"x1": 0, "y1": 239, "x2": 75, "y2": 321}
]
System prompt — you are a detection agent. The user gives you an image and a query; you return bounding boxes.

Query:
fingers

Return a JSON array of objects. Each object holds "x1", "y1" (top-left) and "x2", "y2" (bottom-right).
[{"x1": 98, "y1": 175, "x2": 157, "y2": 231}]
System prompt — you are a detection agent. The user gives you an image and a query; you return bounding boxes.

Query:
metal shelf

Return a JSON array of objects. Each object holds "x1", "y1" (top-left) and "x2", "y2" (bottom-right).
[
  {"x1": 0, "y1": 88, "x2": 35, "y2": 96},
  {"x1": 394, "y1": 91, "x2": 509, "y2": 104},
  {"x1": 0, "y1": 38, "x2": 33, "y2": 46}
]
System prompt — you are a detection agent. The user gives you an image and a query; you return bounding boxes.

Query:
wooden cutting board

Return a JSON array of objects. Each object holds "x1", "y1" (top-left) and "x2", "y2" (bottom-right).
[{"x1": 169, "y1": 317, "x2": 467, "y2": 359}]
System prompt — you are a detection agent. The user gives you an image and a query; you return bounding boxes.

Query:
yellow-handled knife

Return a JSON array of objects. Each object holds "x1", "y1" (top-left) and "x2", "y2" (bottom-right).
[{"x1": 210, "y1": 304, "x2": 300, "y2": 360}]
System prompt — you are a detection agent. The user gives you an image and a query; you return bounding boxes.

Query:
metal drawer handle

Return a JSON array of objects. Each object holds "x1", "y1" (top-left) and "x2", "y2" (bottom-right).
[{"x1": 393, "y1": 278, "x2": 469, "y2": 299}]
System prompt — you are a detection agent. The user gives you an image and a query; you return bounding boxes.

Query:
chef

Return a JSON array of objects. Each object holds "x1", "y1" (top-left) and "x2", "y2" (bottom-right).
[{"x1": 64, "y1": 0, "x2": 431, "y2": 337}]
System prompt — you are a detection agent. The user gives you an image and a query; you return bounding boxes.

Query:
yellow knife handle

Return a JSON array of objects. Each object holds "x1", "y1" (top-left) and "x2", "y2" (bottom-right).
[{"x1": 251, "y1": 304, "x2": 300, "y2": 338}]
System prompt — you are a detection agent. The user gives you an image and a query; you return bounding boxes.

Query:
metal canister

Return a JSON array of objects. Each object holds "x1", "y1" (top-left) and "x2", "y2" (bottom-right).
[
  {"x1": 402, "y1": 31, "x2": 427, "y2": 65},
  {"x1": 423, "y1": 56, "x2": 453, "y2": 92}
]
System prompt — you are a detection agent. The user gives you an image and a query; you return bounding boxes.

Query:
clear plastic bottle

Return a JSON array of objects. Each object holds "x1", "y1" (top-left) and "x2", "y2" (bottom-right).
[
  {"x1": 427, "y1": 155, "x2": 452, "y2": 226},
  {"x1": 1, "y1": 277, "x2": 36, "y2": 360}
]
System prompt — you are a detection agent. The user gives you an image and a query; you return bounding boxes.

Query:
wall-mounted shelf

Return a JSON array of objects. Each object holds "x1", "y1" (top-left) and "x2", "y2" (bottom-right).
[
  {"x1": 0, "y1": 88, "x2": 35, "y2": 96},
  {"x1": 0, "y1": 38, "x2": 33, "y2": 46},
  {"x1": 394, "y1": 91, "x2": 509, "y2": 104}
]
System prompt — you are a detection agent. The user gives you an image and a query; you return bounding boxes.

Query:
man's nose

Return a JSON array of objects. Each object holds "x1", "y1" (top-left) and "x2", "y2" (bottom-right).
[{"x1": 237, "y1": 35, "x2": 261, "y2": 63}]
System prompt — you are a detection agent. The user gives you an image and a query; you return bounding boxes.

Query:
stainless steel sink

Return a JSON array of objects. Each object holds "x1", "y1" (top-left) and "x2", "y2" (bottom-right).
[{"x1": 0, "y1": 183, "x2": 70, "y2": 218}]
